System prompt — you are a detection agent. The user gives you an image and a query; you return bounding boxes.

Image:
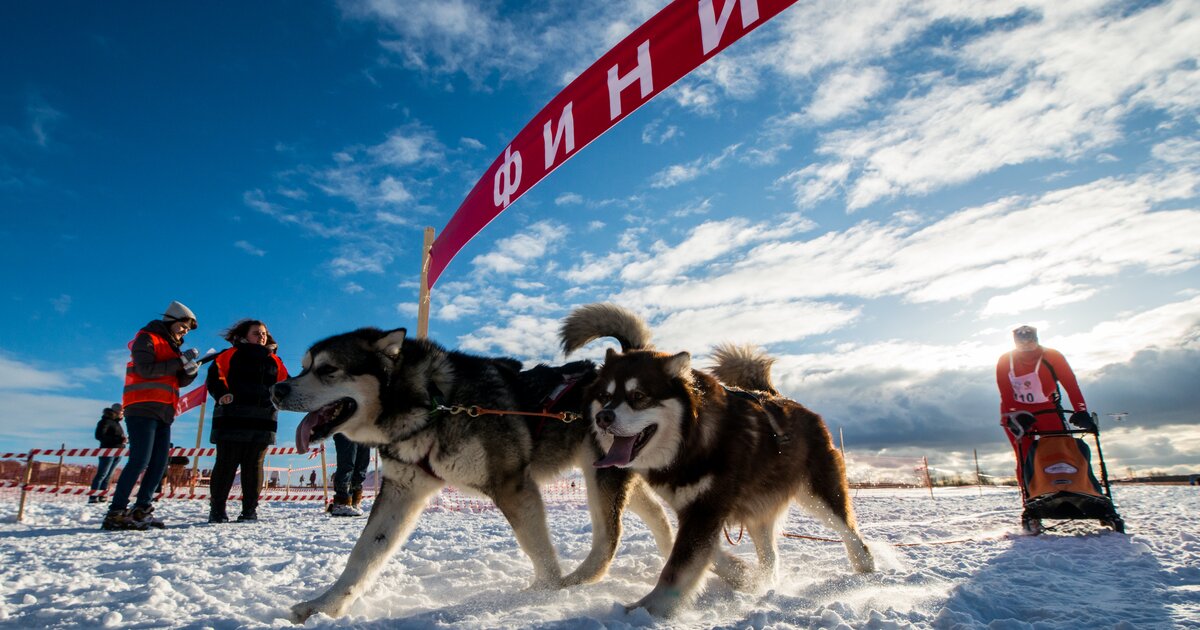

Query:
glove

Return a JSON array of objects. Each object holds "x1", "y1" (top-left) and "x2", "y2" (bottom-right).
[
  {"x1": 181, "y1": 360, "x2": 200, "y2": 376},
  {"x1": 180, "y1": 348, "x2": 201, "y2": 362},
  {"x1": 1069, "y1": 410, "x2": 1097, "y2": 431},
  {"x1": 1006, "y1": 412, "x2": 1036, "y2": 438}
]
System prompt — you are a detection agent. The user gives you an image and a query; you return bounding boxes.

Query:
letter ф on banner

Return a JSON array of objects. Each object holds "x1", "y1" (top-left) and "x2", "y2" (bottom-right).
[{"x1": 427, "y1": 0, "x2": 800, "y2": 287}]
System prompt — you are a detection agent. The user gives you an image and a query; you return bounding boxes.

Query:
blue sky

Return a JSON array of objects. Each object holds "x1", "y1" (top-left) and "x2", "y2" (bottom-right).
[{"x1": 2, "y1": 0, "x2": 1197, "y2": 477}]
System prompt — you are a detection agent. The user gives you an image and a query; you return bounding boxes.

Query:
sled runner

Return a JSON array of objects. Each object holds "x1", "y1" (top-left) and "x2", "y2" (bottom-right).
[{"x1": 1019, "y1": 414, "x2": 1124, "y2": 535}]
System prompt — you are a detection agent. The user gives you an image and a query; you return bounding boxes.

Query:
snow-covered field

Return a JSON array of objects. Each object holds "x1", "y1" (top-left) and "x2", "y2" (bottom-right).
[{"x1": 1, "y1": 485, "x2": 1197, "y2": 629}]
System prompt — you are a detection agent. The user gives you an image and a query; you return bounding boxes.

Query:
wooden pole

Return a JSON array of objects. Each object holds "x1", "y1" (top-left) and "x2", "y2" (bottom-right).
[
  {"x1": 417, "y1": 227, "x2": 435, "y2": 339},
  {"x1": 838, "y1": 427, "x2": 846, "y2": 459},
  {"x1": 923, "y1": 456, "x2": 934, "y2": 499},
  {"x1": 191, "y1": 398, "x2": 207, "y2": 498},
  {"x1": 974, "y1": 448, "x2": 983, "y2": 496},
  {"x1": 16, "y1": 450, "x2": 35, "y2": 522},
  {"x1": 55, "y1": 443, "x2": 65, "y2": 491},
  {"x1": 320, "y1": 443, "x2": 329, "y2": 509}
]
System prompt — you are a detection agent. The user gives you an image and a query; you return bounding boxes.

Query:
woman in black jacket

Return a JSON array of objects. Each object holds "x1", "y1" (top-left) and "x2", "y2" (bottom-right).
[{"x1": 206, "y1": 319, "x2": 288, "y2": 523}]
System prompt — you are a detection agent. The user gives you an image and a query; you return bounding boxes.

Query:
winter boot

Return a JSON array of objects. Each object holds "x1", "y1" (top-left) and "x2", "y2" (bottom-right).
[
  {"x1": 130, "y1": 504, "x2": 166, "y2": 529},
  {"x1": 88, "y1": 495, "x2": 102, "y2": 505},
  {"x1": 237, "y1": 508, "x2": 258, "y2": 522},
  {"x1": 351, "y1": 489, "x2": 364, "y2": 510},
  {"x1": 102, "y1": 508, "x2": 147, "y2": 531},
  {"x1": 329, "y1": 495, "x2": 362, "y2": 517},
  {"x1": 208, "y1": 509, "x2": 230, "y2": 524}
]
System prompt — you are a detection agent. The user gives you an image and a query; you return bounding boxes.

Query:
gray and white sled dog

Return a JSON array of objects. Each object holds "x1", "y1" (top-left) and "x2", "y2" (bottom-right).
[
  {"x1": 272, "y1": 326, "x2": 672, "y2": 623},
  {"x1": 561, "y1": 303, "x2": 875, "y2": 617}
]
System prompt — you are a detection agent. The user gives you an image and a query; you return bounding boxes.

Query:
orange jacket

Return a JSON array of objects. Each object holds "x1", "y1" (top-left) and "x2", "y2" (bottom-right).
[{"x1": 122, "y1": 330, "x2": 182, "y2": 407}]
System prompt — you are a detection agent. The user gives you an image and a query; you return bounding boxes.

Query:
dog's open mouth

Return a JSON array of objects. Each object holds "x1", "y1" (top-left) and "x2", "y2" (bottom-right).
[
  {"x1": 594, "y1": 424, "x2": 658, "y2": 468},
  {"x1": 295, "y1": 398, "x2": 357, "y2": 452}
]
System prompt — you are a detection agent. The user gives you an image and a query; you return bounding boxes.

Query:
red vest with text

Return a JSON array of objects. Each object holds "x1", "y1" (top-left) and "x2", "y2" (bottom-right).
[{"x1": 122, "y1": 331, "x2": 181, "y2": 407}]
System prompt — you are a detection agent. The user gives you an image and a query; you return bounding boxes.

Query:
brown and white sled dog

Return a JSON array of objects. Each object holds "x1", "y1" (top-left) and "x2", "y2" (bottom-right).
[
  {"x1": 561, "y1": 303, "x2": 874, "y2": 617},
  {"x1": 271, "y1": 326, "x2": 672, "y2": 623}
]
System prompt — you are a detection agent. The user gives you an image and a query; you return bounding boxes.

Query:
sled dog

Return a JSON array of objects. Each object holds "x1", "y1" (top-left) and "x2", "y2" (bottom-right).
[
  {"x1": 561, "y1": 303, "x2": 874, "y2": 617},
  {"x1": 273, "y1": 326, "x2": 672, "y2": 623}
]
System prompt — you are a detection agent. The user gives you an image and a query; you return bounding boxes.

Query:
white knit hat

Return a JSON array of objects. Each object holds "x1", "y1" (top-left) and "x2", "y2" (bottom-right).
[{"x1": 163, "y1": 301, "x2": 198, "y2": 330}]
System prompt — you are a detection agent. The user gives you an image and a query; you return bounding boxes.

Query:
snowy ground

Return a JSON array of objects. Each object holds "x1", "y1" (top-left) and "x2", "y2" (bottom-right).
[{"x1": 1, "y1": 485, "x2": 1197, "y2": 629}]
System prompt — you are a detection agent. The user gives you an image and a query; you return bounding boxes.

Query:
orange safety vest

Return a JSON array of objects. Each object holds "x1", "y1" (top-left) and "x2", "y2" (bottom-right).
[
  {"x1": 213, "y1": 347, "x2": 289, "y2": 389},
  {"x1": 122, "y1": 331, "x2": 182, "y2": 407}
]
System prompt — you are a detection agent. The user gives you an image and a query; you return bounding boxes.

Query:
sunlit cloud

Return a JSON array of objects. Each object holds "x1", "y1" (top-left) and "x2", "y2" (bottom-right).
[
  {"x1": 234, "y1": 240, "x2": 266, "y2": 257},
  {"x1": 471, "y1": 221, "x2": 568, "y2": 274}
]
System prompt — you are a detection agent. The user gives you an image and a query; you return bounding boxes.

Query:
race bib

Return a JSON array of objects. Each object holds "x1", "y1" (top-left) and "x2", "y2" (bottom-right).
[{"x1": 1010, "y1": 369, "x2": 1048, "y2": 405}]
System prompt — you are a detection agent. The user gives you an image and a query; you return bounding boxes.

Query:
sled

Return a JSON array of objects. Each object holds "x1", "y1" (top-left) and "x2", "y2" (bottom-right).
[{"x1": 1019, "y1": 412, "x2": 1124, "y2": 534}]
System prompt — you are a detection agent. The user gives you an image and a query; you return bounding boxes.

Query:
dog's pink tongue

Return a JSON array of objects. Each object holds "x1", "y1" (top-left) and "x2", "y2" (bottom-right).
[
  {"x1": 594, "y1": 435, "x2": 637, "y2": 468},
  {"x1": 295, "y1": 412, "x2": 320, "y2": 453}
]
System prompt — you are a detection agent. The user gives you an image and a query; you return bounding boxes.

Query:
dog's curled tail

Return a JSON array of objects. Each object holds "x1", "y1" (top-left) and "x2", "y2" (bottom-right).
[
  {"x1": 561, "y1": 303, "x2": 653, "y2": 355},
  {"x1": 710, "y1": 343, "x2": 779, "y2": 396}
]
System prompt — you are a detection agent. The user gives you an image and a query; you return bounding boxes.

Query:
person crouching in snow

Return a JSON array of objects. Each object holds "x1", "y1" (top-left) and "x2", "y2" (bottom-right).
[
  {"x1": 88, "y1": 403, "x2": 126, "y2": 504},
  {"x1": 205, "y1": 319, "x2": 289, "y2": 523},
  {"x1": 103, "y1": 301, "x2": 200, "y2": 531}
]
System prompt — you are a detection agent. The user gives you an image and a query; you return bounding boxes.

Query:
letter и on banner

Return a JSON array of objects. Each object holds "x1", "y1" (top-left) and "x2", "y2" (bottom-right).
[{"x1": 427, "y1": 0, "x2": 800, "y2": 287}]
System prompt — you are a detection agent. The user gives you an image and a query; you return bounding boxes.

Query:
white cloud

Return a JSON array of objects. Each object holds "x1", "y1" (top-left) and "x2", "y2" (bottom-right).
[
  {"x1": 776, "y1": 0, "x2": 1200, "y2": 211},
  {"x1": 341, "y1": 1, "x2": 663, "y2": 86},
  {"x1": 378, "y1": 176, "x2": 413, "y2": 204},
  {"x1": 649, "y1": 144, "x2": 740, "y2": 189},
  {"x1": 655, "y1": 301, "x2": 862, "y2": 355},
  {"x1": 504, "y1": 293, "x2": 560, "y2": 314},
  {"x1": 981, "y1": 282, "x2": 1097, "y2": 317},
  {"x1": 805, "y1": 66, "x2": 887, "y2": 124},
  {"x1": 235, "y1": 240, "x2": 266, "y2": 257},
  {"x1": 369, "y1": 127, "x2": 443, "y2": 167},
  {"x1": 620, "y1": 214, "x2": 815, "y2": 284},
  {"x1": 51, "y1": 294, "x2": 71, "y2": 314},
  {"x1": 0, "y1": 354, "x2": 72, "y2": 391},
  {"x1": 343, "y1": 282, "x2": 365, "y2": 294},
  {"x1": 641, "y1": 121, "x2": 680, "y2": 144},
  {"x1": 470, "y1": 221, "x2": 568, "y2": 274},
  {"x1": 28, "y1": 97, "x2": 64, "y2": 148},
  {"x1": 615, "y1": 170, "x2": 1200, "y2": 313},
  {"x1": 456, "y1": 315, "x2": 561, "y2": 362},
  {"x1": 1152, "y1": 137, "x2": 1200, "y2": 167},
  {"x1": 555, "y1": 192, "x2": 583, "y2": 206},
  {"x1": 437, "y1": 294, "x2": 483, "y2": 321},
  {"x1": 0, "y1": 391, "x2": 110, "y2": 451},
  {"x1": 562, "y1": 251, "x2": 629, "y2": 284}
]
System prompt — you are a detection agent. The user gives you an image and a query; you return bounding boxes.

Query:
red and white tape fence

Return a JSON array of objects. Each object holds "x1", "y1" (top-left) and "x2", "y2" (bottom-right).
[{"x1": 1, "y1": 446, "x2": 321, "y2": 459}]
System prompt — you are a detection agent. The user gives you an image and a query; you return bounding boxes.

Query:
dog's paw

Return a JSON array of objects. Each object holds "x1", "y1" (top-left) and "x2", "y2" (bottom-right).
[
  {"x1": 526, "y1": 574, "x2": 565, "y2": 591},
  {"x1": 627, "y1": 589, "x2": 683, "y2": 618},
  {"x1": 289, "y1": 596, "x2": 347, "y2": 624},
  {"x1": 561, "y1": 566, "x2": 606, "y2": 587}
]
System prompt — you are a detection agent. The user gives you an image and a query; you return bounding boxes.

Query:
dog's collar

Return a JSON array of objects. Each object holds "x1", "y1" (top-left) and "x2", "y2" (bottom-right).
[{"x1": 428, "y1": 382, "x2": 448, "y2": 417}]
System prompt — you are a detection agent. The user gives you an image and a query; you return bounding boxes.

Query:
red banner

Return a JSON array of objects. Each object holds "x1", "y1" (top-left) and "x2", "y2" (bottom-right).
[
  {"x1": 175, "y1": 385, "x2": 208, "y2": 416},
  {"x1": 428, "y1": 0, "x2": 799, "y2": 286}
]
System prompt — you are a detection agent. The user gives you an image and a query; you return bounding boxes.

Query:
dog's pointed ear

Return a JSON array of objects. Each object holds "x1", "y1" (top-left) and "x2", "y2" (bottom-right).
[
  {"x1": 375, "y1": 328, "x2": 407, "y2": 362},
  {"x1": 663, "y1": 351, "x2": 691, "y2": 378},
  {"x1": 605, "y1": 347, "x2": 620, "y2": 364}
]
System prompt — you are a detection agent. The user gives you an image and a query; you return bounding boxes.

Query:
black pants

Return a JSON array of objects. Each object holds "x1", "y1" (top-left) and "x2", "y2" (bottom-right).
[{"x1": 209, "y1": 441, "x2": 268, "y2": 515}]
